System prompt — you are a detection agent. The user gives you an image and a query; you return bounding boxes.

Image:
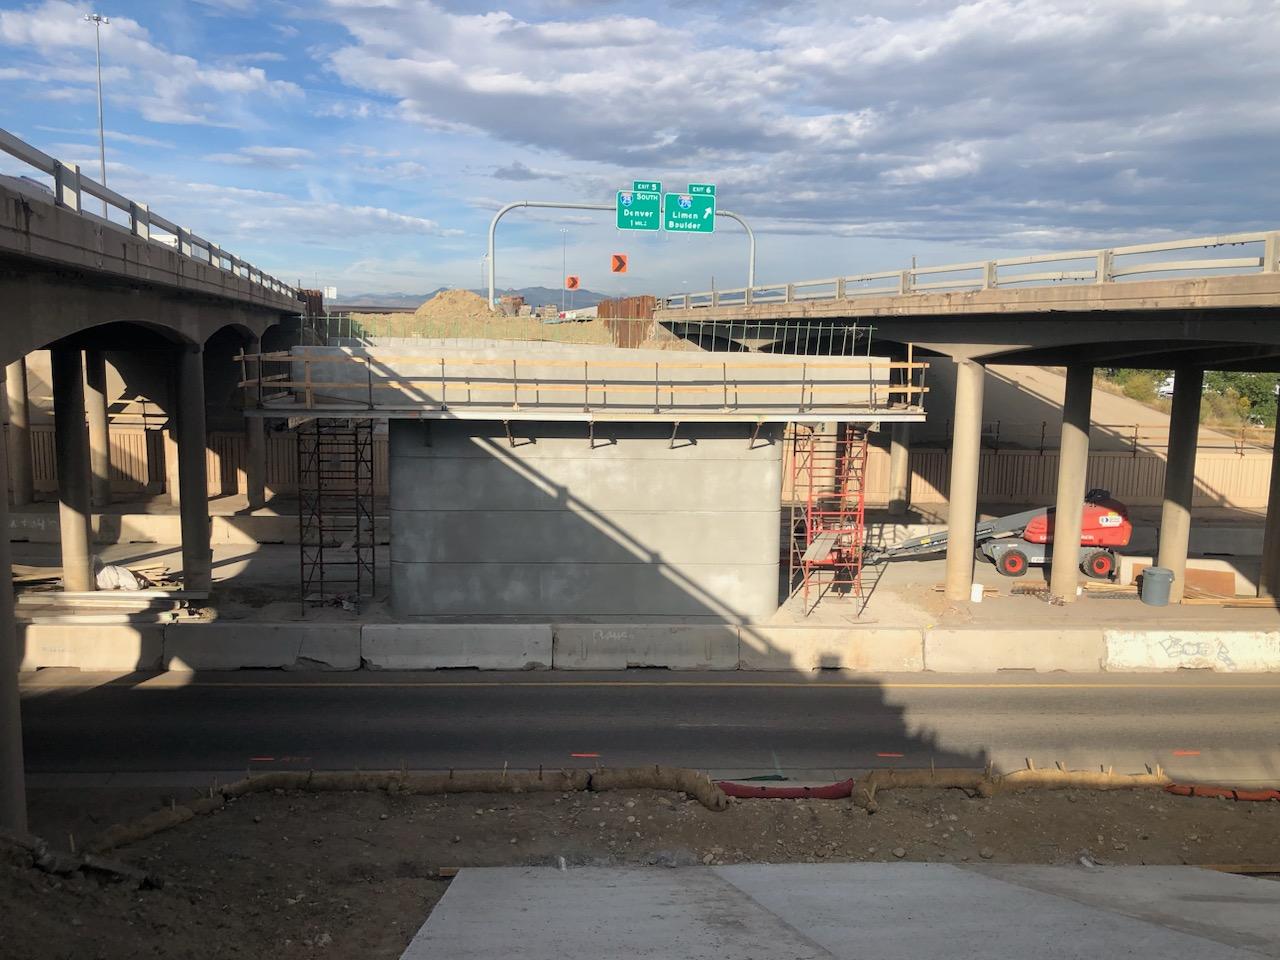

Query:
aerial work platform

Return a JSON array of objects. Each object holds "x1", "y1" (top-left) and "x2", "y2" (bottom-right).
[{"x1": 238, "y1": 341, "x2": 927, "y2": 423}]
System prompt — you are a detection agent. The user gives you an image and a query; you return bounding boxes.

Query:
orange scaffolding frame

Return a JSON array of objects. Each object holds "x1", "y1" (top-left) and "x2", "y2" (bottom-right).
[{"x1": 789, "y1": 423, "x2": 870, "y2": 613}]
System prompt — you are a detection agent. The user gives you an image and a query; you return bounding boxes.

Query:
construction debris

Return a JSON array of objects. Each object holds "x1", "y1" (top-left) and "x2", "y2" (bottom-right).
[
  {"x1": 1, "y1": 829, "x2": 163, "y2": 889},
  {"x1": 1181, "y1": 586, "x2": 1277, "y2": 608}
]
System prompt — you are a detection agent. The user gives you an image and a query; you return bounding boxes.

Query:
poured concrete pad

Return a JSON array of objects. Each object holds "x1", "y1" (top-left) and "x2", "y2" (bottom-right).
[{"x1": 402, "y1": 864, "x2": 1280, "y2": 959}]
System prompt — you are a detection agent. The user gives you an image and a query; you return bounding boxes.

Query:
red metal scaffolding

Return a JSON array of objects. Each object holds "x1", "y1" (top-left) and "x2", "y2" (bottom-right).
[{"x1": 789, "y1": 423, "x2": 870, "y2": 613}]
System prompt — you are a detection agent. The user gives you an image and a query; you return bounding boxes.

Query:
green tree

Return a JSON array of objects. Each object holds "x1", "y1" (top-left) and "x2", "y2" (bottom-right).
[{"x1": 1203, "y1": 371, "x2": 1278, "y2": 426}]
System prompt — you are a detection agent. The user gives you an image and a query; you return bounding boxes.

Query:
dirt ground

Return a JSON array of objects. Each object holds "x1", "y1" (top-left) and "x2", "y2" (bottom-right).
[{"x1": 5, "y1": 783, "x2": 1279, "y2": 960}]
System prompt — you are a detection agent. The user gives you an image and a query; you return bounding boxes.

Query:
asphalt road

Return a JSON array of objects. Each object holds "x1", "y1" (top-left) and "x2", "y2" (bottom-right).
[{"x1": 18, "y1": 670, "x2": 1280, "y2": 785}]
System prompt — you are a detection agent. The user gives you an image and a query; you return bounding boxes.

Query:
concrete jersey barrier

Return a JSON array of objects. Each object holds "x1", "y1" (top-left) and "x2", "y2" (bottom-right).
[{"x1": 15, "y1": 621, "x2": 1280, "y2": 673}]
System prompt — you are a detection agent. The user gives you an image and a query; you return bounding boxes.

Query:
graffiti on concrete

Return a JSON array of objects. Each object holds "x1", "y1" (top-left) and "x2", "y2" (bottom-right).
[{"x1": 1157, "y1": 636, "x2": 1237, "y2": 669}]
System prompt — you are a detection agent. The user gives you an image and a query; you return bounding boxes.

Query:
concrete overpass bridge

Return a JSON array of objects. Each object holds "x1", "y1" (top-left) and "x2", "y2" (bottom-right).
[
  {"x1": 655, "y1": 230, "x2": 1280, "y2": 611},
  {"x1": 0, "y1": 128, "x2": 301, "y2": 832},
  {"x1": 0, "y1": 128, "x2": 300, "y2": 591}
]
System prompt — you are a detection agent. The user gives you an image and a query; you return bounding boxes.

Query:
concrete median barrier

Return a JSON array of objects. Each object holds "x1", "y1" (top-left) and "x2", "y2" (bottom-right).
[
  {"x1": 361, "y1": 624, "x2": 552, "y2": 670},
  {"x1": 19, "y1": 624, "x2": 164, "y2": 671},
  {"x1": 1104, "y1": 629, "x2": 1280, "y2": 672},
  {"x1": 738, "y1": 627, "x2": 924, "y2": 671},
  {"x1": 553, "y1": 624, "x2": 739, "y2": 670},
  {"x1": 923, "y1": 628, "x2": 1105, "y2": 672},
  {"x1": 163, "y1": 623, "x2": 361, "y2": 671}
]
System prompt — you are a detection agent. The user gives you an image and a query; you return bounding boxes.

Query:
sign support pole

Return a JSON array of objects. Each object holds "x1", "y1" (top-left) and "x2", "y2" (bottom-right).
[{"x1": 487, "y1": 200, "x2": 756, "y2": 308}]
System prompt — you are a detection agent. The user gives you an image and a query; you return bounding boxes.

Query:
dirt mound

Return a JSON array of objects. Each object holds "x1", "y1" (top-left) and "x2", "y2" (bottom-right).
[{"x1": 413, "y1": 289, "x2": 495, "y2": 321}]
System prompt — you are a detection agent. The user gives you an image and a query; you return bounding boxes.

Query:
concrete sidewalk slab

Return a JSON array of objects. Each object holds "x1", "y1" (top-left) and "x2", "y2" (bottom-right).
[
  {"x1": 362, "y1": 624, "x2": 552, "y2": 670},
  {"x1": 402, "y1": 864, "x2": 1280, "y2": 959},
  {"x1": 552, "y1": 624, "x2": 738, "y2": 670},
  {"x1": 163, "y1": 623, "x2": 361, "y2": 671}
]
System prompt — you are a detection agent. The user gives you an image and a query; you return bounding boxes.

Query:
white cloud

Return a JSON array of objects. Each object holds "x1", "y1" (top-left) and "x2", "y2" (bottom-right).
[
  {"x1": 205, "y1": 145, "x2": 314, "y2": 168},
  {"x1": 0, "y1": 0, "x2": 301, "y2": 128},
  {"x1": 319, "y1": 0, "x2": 1280, "y2": 252},
  {"x1": 34, "y1": 125, "x2": 175, "y2": 148}
]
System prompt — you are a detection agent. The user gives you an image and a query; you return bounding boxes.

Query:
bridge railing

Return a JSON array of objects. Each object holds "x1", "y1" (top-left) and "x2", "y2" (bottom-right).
[
  {"x1": 662, "y1": 229, "x2": 1280, "y2": 309},
  {"x1": 0, "y1": 127, "x2": 296, "y2": 299}
]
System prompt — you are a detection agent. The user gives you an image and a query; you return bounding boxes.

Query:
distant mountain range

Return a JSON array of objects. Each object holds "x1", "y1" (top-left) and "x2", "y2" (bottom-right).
[{"x1": 335, "y1": 286, "x2": 611, "y2": 309}]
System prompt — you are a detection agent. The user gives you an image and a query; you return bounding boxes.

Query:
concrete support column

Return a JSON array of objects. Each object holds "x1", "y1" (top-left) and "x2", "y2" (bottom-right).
[
  {"x1": 84, "y1": 349, "x2": 112, "y2": 508},
  {"x1": 176, "y1": 345, "x2": 212, "y2": 593},
  {"x1": 1048, "y1": 364, "x2": 1094, "y2": 602},
  {"x1": 943, "y1": 359, "x2": 986, "y2": 601},
  {"x1": 1258, "y1": 442, "x2": 1280, "y2": 599},
  {"x1": 887, "y1": 423, "x2": 911, "y2": 516},
  {"x1": 0, "y1": 367, "x2": 27, "y2": 833},
  {"x1": 52, "y1": 347, "x2": 95, "y2": 592},
  {"x1": 244, "y1": 337, "x2": 266, "y2": 510},
  {"x1": 1157, "y1": 367, "x2": 1204, "y2": 604},
  {"x1": 164, "y1": 420, "x2": 181, "y2": 508},
  {"x1": 4, "y1": 359, "x2": 33, "y2": 507}
]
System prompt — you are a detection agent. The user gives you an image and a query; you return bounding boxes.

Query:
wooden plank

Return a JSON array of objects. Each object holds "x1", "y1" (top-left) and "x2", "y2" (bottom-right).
[{"x1": 1133, "y1": 562, "x2": 1238, "y2": 597}]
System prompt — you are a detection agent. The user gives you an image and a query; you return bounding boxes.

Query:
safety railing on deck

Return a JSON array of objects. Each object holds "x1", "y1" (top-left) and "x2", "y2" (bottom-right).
[
  {"x1": 0, "y1": 127, "x2": 296, "y2": 298},
  {"x1": 662, "y1": 229, "x2": 1280, "y2": 309},
  {"x1": 237, "y1": 349, "x2": 929, "y2": 420}
]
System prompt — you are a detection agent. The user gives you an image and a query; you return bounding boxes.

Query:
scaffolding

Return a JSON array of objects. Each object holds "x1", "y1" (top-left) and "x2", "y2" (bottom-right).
[
  {"x1": 297, "y1": 418, "x2": 376, "y2": 612},
  {"x1": 789, "y1": 422, "x2": 870, "y2": 614}
]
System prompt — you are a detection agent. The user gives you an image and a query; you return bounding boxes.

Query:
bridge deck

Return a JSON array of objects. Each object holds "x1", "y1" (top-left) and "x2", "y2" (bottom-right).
[{"x1": 239, "y1": 344, "x2": 927, "y2": 423}]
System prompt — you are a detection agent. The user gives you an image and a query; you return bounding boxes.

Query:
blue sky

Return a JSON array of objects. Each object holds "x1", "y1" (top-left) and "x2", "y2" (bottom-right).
[{"x1": 1, "y1": 0, "x2": 1277, "y2": 297}]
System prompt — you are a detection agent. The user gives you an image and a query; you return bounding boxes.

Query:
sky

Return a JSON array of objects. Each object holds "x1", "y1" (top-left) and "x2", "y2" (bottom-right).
[{"x1": 0, "y1": 0, "x2": 1277, "y2": 298}]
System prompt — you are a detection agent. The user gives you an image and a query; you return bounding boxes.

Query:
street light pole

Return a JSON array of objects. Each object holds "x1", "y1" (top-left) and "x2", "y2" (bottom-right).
[
  {"x1": 560, "y1": 228, "x2": 567, "y2": 313},
  {"x1": 83, "y1": 12, "x2": 110, "y2": 217}
]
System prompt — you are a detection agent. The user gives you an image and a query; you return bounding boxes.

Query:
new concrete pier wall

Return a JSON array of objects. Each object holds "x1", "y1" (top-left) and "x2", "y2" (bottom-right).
[{"x1": 388, "y1": 420, "x2": 785, "y2": 620}]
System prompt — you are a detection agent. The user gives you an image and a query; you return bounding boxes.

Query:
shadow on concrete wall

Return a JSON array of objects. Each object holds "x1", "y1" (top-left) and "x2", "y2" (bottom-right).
[{"x1": 387, "y1": 417, "x2": 785, "y2": 624}]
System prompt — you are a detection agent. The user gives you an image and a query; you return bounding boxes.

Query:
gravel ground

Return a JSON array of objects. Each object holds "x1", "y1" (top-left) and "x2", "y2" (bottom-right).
[{"x1": 4, "y1": 783, "x2": 1278, "y2": 960}]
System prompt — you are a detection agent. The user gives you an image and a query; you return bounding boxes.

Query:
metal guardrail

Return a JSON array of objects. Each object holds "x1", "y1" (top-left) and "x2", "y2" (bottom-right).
[
  {"x1": 662, "y1": 230, "x2": 1280, "y2": 310},
  {"x1": 0, "y1": 127, "x2": 296, "y2": 298}
]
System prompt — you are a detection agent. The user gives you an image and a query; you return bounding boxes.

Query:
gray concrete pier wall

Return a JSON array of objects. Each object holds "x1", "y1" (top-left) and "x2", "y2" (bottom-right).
[{"x1": 389, "y1": 420, "x2": 784, "y2": 621}]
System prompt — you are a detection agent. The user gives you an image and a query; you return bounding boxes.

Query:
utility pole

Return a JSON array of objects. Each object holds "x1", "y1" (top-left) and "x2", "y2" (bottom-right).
[{"x1": 83, "y1": 12, "x2": 110, "y2": 217}]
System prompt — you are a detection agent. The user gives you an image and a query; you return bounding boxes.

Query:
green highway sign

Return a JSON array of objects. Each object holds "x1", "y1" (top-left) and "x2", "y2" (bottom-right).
[
  {"x1": 688, "y1": 183, "x2": 716, "y2": 196},
  {"x1": 663, "y1": 190, "x2": 715, "y2": 233},
  {"x1": 616, "y1": 189, "x2": 661, "y2": 231},
  {"x1": 632, "y1": 180, "x2": 661, "y2": 193}
]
